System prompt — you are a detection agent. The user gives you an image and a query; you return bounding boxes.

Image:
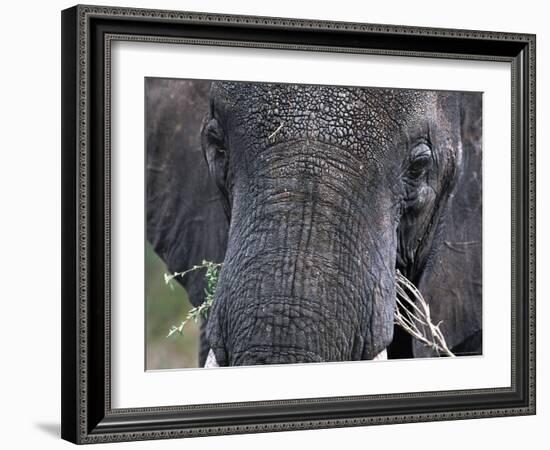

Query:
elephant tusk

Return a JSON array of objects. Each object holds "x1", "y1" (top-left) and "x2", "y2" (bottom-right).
[
  {"x1": 204, "y1": 349, "x2": 220, "y2": 368},
  {"x1": 373, "y1": 349, "x2": 388, "y2": 361}
]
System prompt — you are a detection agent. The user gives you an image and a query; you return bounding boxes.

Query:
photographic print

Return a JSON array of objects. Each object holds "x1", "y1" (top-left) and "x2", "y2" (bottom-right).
[
  {"x1": 62, "y1": 7, "x2": 535, "y2": 442},
  {"x1": 145, "y1": 78, "x2": 482, "y2": 370}
]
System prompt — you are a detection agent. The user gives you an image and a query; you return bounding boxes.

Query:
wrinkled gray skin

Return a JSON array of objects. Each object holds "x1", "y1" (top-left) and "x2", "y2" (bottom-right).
[{"x1": 146, "y1": 79, "x2": 482, "y2": 367}]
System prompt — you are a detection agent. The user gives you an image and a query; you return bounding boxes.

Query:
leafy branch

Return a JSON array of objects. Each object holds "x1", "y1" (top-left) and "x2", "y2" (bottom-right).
[{"x1": 165, "y1": 260, "x2": 222, "y2": 338}]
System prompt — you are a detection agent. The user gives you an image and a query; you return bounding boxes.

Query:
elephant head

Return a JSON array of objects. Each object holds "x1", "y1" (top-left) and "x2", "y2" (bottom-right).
[{"x1": 146, "y1": 79, "x2": 482, "y2": 367}]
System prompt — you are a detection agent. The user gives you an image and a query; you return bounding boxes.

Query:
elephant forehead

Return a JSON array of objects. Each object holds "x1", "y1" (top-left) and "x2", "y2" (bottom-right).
[{"x1": 213, "y1": 82, "x2": 436, "y2": 156}]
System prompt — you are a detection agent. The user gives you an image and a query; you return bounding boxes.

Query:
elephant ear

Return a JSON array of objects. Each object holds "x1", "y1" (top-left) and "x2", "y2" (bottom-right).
[
  {"x1": 413, "y1": 92, "x2": 482, "y2": 357},
  {"x1": 146, "y1": 78, "x2": 229, "y2": 307}
]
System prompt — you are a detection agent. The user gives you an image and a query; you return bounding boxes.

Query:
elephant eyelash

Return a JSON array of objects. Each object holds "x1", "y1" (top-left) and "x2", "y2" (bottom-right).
[{"x1": 410, "y1": 140, "x2": 432, "y2": 158}]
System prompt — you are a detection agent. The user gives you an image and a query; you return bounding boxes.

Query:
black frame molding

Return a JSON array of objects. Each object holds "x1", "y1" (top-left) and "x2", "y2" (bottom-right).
[{"x1": 61, "y1": 4, "x2": 536, "y2": 444}]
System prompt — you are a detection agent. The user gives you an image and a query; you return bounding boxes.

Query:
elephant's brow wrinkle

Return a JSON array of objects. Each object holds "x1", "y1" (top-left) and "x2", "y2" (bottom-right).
[{"x1": 257, "y1": 138, "x2": 365, "y2": 165}]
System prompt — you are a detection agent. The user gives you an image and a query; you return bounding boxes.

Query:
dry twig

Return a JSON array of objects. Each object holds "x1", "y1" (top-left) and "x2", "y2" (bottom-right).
[{"x1": 395, "y1": 270, "x2": 455, "y2": 357}]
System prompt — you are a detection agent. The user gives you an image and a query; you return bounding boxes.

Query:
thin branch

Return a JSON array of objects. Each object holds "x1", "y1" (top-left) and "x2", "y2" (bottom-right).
[
  {"x1": 395, "y1": 270, "x2": 455, "y2": 357},
  {"x1": 165, "y1": 261, "x2": 222, "y2": 338},
  {"x1": 268, "y1": 121, "x2": 285, "y2": 140}
]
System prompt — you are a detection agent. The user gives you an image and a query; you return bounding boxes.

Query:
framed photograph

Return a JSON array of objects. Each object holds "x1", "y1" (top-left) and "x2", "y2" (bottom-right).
[{"x1": 61, "y1": 4, "x2": 536, "y2": 444}]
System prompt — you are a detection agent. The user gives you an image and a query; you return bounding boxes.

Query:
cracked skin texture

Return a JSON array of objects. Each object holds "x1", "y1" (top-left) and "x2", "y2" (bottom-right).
[{"x1": 146, "y1": 79, "x2": 482, "y2": 366}]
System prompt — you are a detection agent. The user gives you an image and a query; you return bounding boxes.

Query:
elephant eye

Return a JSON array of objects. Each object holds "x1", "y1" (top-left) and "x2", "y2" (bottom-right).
[
  {"x1": 408, "y1": 155, "x2": 430, "y2": 178},
  {"x1": 407, "y1": 143, "x2": 432, "y2": 181},
  {"x1": 204, "y1": 118, "x2": 226, "y2": 153}
]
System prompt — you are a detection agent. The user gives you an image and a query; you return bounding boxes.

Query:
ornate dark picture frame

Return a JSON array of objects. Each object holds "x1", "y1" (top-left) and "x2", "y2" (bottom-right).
[{"x1": 61, "y1": 4, "x2": 536, "y2": 444}]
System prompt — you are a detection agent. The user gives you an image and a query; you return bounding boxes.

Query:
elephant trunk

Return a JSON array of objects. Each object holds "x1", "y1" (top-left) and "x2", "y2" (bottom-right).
[{"x1": 205, "y1": 141, "x2": 397, "y2": 366}]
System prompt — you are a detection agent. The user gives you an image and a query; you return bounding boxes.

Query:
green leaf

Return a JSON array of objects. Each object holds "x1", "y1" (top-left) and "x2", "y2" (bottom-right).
[{"x1": 165, "y1": 261, "x2": 222, "y2": 339}]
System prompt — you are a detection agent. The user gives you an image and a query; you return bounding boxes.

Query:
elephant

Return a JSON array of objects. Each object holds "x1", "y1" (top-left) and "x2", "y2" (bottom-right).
[{"x1": 146, "y1": 78, "x2": 482, "y2": 367}]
